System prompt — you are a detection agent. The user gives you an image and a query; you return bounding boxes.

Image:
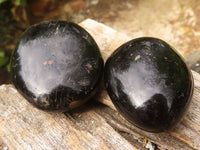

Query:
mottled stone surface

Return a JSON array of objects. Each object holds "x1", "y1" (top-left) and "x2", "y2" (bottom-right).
[
  {"x1": 104, "y1": 37, "x2": 193, "y2": 132},
  {"x1": 11, "y1": 20, "x2": 104, "y2": 111}
]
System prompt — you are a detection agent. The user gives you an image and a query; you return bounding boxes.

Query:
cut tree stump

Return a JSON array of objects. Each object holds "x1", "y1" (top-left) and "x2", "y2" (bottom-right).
[{"x1": 0, "y1": 19, "x2": 200, "y2": 150}]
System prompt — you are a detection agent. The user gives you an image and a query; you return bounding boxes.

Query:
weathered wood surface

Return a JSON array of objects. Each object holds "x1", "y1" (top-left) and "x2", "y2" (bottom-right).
[
  {"x1": 0, "y1": 84, "x2": 139, "y2": 150},
  {"x1": 0, "y1": 19, "x2": 200, "y2": 150}
]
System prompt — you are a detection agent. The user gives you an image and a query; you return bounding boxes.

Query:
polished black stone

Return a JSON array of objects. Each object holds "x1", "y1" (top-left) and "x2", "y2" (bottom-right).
[
  {"x1": 11, "y1": 20, "x2": 104, "y2": 111},
  {"x1": 104, "y1": 37, "x2": 193, "y2": 132}
]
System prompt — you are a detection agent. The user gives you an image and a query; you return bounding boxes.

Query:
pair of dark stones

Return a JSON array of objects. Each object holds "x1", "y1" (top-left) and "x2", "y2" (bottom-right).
[{"x1": 11, "y1": 20, "x2": 193, "y2": 132}]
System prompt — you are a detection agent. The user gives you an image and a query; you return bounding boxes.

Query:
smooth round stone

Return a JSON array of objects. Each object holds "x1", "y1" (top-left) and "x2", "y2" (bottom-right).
[
  {"x1": 11, "y1": 20, "x2": 104, "y2": 111},
  {"x1": 104, "y1": 37, "x2": 193, "y2": 132}
]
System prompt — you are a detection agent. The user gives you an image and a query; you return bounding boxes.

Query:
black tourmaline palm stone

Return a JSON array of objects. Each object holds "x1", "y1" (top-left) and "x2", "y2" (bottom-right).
[
  {"x1": 11, "y1": 20, "x2": 104, "y2": 111},
  {"x1": 104, "y1": 37, "x2": 193, "y2": 132}
]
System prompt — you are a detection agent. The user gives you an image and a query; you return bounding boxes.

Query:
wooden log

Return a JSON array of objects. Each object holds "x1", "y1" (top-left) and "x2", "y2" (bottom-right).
[
  {"x1": 0, "y1": 19, "x2": 199, "y2": 150},
  {"x1": 0, "y1": 84, "x2": 138, "y2": 150}
]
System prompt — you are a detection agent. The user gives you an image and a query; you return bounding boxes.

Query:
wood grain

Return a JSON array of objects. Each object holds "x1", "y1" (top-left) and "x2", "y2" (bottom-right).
[
  {"x1": 0, "y1": 84, "x2": 138, "y2": 150},
  {"x1": 0, "y1": 19, "x2": 199, "y2": 150}
]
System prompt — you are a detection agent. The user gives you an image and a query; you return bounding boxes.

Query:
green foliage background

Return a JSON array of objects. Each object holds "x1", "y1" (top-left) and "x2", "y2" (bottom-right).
[
  {"x1": 0, "y1": 0, "x2": 27, "y2": 71},
  {"x1": 0, "y1": 0, "x2": 27, "y2": 6}
]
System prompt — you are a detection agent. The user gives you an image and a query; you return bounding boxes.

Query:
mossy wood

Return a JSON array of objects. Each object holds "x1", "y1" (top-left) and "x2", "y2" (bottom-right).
[{"x1": 0, "y1": 19, "x2": 199, "y2": 150}]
